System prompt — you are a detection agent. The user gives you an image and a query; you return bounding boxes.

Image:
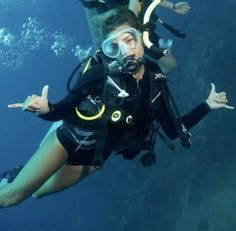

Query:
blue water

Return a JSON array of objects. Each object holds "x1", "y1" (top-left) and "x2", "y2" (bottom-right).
[{"x1": 0, "y1": 1, "x2": 236, "y2": 231}]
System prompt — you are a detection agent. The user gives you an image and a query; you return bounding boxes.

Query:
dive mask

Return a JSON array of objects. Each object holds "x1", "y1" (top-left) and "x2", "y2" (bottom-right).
[{"x1": 101, "y1": 27, "x2": 140, "y2": 59}]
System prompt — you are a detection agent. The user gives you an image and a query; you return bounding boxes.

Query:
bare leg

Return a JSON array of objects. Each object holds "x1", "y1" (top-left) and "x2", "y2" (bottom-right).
[
  {"x1": 0, "y1": 130, "x2": 68, "y2": 208},
  {"x1": 33, "y1": 164, "x2": 96, "y2": 198}
]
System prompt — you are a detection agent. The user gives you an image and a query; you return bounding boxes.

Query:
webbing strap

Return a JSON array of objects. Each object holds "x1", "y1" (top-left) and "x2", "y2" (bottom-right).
[
  {"x1": 92, "y1": 115, "x2": 108, "y2": 167},
  {"x1": 159, "y1": 79, "x2": 191, "y2": 148}
]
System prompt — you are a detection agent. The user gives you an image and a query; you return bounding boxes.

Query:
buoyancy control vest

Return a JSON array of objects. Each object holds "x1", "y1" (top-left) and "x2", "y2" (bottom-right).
[{"x1": 67, "y1": 52, "x2": 191, "y2": 166}]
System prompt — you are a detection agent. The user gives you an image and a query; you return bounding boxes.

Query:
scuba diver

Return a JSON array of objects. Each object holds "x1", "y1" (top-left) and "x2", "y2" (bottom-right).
[
  {"x1": 82, "y1": 0, "x2": 191, "y2": 74},
  {"x1": 82, "y1": 0, "x2": 191, "y2": 48},
  {"x1": 0, "y1": 6, "x2": 234, "y2": 208}
]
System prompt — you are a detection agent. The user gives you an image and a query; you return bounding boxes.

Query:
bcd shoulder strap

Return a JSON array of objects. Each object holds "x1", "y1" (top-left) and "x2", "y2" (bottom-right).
[
  {"x1": 91, "y1": 52, "x2": 123, "y2": 167},
  {"x1": 148, "y1": 68, "x2": 191, "y2": 148}
]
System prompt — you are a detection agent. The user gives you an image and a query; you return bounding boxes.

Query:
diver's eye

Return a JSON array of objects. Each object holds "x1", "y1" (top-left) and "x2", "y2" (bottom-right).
[
  {"x1": 111, "y1": 43, "x2": 119, "y2": 52},
  {"x1": 126, "y1": 38, "x2": 135, "y2": 44},
  {"x1": 123, "y1": 35, "x2": 136, "y2": 48}
]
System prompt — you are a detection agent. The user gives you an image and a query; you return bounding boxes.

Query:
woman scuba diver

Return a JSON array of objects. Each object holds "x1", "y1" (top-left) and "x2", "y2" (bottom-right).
[{"x1": 0, "y1": 7, "x2": 234, "y2": 208}]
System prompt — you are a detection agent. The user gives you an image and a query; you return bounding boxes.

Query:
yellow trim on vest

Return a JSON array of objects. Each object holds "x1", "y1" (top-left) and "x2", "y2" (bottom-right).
[
  {"x1": 82, "y1": 57, "x2": 92, "y2": 74},
  {"x1": 75, "y1": 104, "x2": 106, "y2": 121},
  {"x1": 75, "y1": 50, "x2": 106, "y2": 121},
  {"x1": 82, "y1": 49, "x2": 101, "y2": 75}
]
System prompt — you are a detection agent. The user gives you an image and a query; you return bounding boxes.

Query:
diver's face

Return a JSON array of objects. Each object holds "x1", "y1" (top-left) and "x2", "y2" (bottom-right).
[{"x1": 102, "y1": 25, "x2": 144, "y2": 60}]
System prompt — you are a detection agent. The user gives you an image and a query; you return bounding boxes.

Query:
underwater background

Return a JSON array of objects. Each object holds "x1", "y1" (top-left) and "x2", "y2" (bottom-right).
[{"x1": 0, "y1": 0, "x2": 235, "y2": 230}]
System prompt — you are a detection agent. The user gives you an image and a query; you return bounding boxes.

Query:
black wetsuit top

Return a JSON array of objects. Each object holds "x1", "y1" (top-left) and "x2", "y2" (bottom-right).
[{"x1": 40, "y1": 61, "x2": 211, "y2": 162}]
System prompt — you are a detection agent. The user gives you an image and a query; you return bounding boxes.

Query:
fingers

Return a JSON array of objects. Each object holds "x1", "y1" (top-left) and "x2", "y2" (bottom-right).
[
  {"x1": 215, "y1": 92, "x2": 227, "y2": 103},
  {"x1": 7, "y1": 96, "x2": 32, "y2": 110},
  {"x1": 22, "y1": 96, "x2": 32, "y2": 110},
  {"x1": 22, "y1": 95, "x2": 42, "y2": 112},
  {"x1": 218, "y1": 92, "x2": 226, "y2": 97},
  {"x1": 7, "y1": 85, "x2": 49, "y2": 111},
  {"x1": 213, "y1": 90, "x2": 234, "y2": 110},
  {"x1": 210, "y1": 82, "x2": 216, "y2": 93},
  {"x1": 223, "y1": 104, "x2": 235, "y2": 110},
  {"x1": 8, "y1": 95, "x2": 40, "y2": 112},
  {"x1": 27, "y1": 103, "x2": 40, "y2": 111},
  {"x1": 41, "y1": 85, "x2": 49, "y2": 100},
  {"x1": 8, "y1": 103, "x2": 24, "y2": 108},
  {"x1": 180, "y1": 2, "x2": 191, "y2": 8},
  {"x1": 176, "y1": 2, "x2": 191, "y2": 14}
]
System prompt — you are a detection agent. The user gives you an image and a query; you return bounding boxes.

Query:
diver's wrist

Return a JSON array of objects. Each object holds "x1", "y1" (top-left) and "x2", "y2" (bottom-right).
[{"x1": 205, "y1": 100, "x2": 213, "y2": 110}]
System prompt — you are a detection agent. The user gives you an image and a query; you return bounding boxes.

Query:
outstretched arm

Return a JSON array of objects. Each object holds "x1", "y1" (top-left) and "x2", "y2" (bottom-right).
[
  {"x1": 181, "y1": 83, "x2": 234, "y2": 130},
  {"x1": 157, "y1": 83, "x2": 234, "y2": 140},
  {"x1": 160, "y1": 1, "x2": 191, "y2": 15},
  {"x1": 129, "y1": 0, "x2": 191, "y2": 17}
]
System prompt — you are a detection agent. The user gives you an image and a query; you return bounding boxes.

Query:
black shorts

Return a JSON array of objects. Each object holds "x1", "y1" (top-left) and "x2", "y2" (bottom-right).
[{"x1": 56, "y1": 122, "x2": 111, "y2": 166}]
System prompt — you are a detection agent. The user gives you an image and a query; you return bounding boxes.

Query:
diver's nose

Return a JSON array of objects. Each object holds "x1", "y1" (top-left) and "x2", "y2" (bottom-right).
[{"x1": 119, "y1": 42, "x2": 129, "y2": 56}]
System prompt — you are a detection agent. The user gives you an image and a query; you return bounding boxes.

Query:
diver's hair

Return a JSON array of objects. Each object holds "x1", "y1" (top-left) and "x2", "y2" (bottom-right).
[{"x1": 94, "y1": 7, "x2": 141, "y2": 42}]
